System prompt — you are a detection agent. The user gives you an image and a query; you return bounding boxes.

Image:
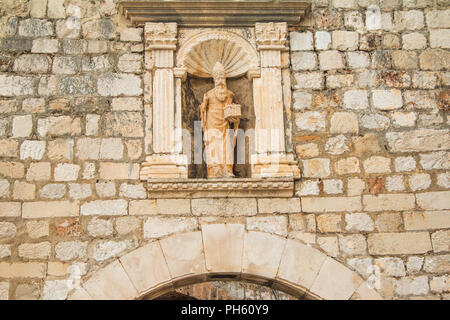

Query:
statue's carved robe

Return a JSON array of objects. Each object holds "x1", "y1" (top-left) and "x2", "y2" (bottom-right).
[{"x1": 203, "y1": 88, "x2": 235, "y2": 178}]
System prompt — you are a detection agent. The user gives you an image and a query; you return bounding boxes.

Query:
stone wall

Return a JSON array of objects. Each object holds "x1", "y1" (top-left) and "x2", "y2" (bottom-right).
[{"x1": 0, "y1": 0, "x2": 449, "y2": 300}]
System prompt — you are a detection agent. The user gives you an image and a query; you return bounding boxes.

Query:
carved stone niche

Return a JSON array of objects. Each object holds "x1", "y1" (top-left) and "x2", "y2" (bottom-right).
[{"x1": 128, "y1": 1, "x2": 310, "y2": 198}]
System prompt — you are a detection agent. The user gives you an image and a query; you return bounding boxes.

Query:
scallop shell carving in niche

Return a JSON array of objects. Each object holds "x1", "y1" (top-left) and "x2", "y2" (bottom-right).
[{"x1": 183, "y1": 39, "x2": 252, "y2": 78}]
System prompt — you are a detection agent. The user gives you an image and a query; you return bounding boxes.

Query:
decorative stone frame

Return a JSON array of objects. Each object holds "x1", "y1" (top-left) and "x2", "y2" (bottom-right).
[{"x1": 123, "y1": 1, "x2": 311, "y2": 197}]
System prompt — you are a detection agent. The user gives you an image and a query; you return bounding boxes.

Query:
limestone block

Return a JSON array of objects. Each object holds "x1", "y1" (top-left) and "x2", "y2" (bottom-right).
[
  {"x1": 120, "y1": 28, "x2": 143, "y2": 42},
  {"x1": 0, "y1": 140, "x2": 18, "y2": 157},
  {"x1": 315, "y1": 31, "x2": 331, "y2": 50},
  {"x1": 67, "y1": 287, "x2": 92, "y2": 300},
  {"x1": 319, "y1": 50, "x2": 344, "y2": 70},
  {"x1": 192, "y1": 198, "x2": 257, "y2": 216},
  {"x1": 363, "y1": 194, "x2": 415, "y2": 211},
  {"x1": 39, "y1": 184, "x2": 66, "y2": 199},
  {"x1": 352, "y1": 282, "x2": 383, "y2": 300},
  {"x1": 419, "y1": 152, "x2": 449, "y2": 170},
  {"x1": 18, "y1": 19, "x2": 53, "y2": 38},
  {"x1": 160, "y1": 231, "x2": 206, "y2": 279},
  {"x1": 345, "y1": 213, "x2": 374, "y2": 232},
  {"x1": 55, "y1": 241, "x2": 87, "y2": 261},
  {"x1": 144, "y1": 217, "x2": 197, "y2": 239},
  {"x1": 416, "y1": 191, "x2": 450, "y2": 210},
  {"x1": 87, "y1": 218, "x2": 113, "y2": 237},
  {"x1": 102, "y1": 112, "x2": 144, "y2": 137},
  {"x1": 344, "y1": 90, "x2": 369, "y2": 109},
  {"x1": 26, "y1": 221, "x2": 49, "y2": 239},
  {"x1": 385, "y1": 176, "x2": 405, "y2": 192},
  {"x1": 420, "y1": 49, "x2": 450, "y2": 70},
  {"x1": 118, "y1": 54, "x2": 142, "y2": 73},
  {"x1": 293, "y1": 72, "x2": 323, "y2": 89},
  {"x1": 12, "y1": 181, "x2": 35, "y2": 201},
  {"x1": 48, "y1": 0, "x2": 66, "y2": 19},
  {"x1": 30, "y1": 0, "x2": 48, "y2": 18},
  {"x1": 332, "y1": 31, "x2": 359, "y2": 51},
  {"x1": 0, "y1": 222, "x2": 16, "y2": 238},
  {"x1": 302, "y1": 196, "x2": 362, "y2": 213},
  {"x1": 115, "y1": 217, "x2": 140, "y2": 235},
  {"x1": 20, "y1": 141, "x2": 45, "y2": 160},
  {"x1": 394, "y1": 276, "x2": 429, "y2": 296},
  {"x1": 80, "y1": 56, "x2": 111, "y2": 72},
  {"x1": 18, "y1": 242, "x2": 51, "y2": 260},
  {"x1": 32, "y1": 39, "x2": 59, "y2": 53},
  {"x1": 81, "y1": 200, "x2": 127, "y2": 216},
  {"x1": 335, "y1": 157, "x2": 361, "y2": 175},
  {"x1": 368, "y1": 232, "x2": 432, "y2": 255},
  {"x1": 99, "y1": 163, "x2": 140, "y2": 180},
  {"x1": 363, "y1": 156, "x2": 391, "y2": 174},
  {"x1": 360, "y1": 114, "x2": 390, "y2": 131},
  {"x1": 330, "y1": 112, "x2": 358, "y2": 134},
  {"x1": 202, "y1": 224, "x2": 244, "y2": 273},
  {"x1": 98, "y1": 73, "x2": 142, "y2": 97},
  {"x1": 290, "y1": 31, "x2": 313, "y2": 51},
  {"x1": 83, "y1": 260, "x2": 138, "y2": 299},
  {"x1": 26, "y1": 162, "x2": 51, "y2": 182},
  {"x1": 246, "y1": 216, "x2": 288, "y2": 237},
  {"x1": 37, "y1": 116, "x2": 82, "y2": 137},
  {"x1": 317, "y1": 214, "x2": 342, "y2": 233},
  {"x1": 338, "y1": 234, "x2": 367, "y2": 256},
  {"x1": 431, "y1": 230, "x2": 450, "y2": 253},
  {"x1": 54, "y1": 163, "x2": 80, "y2": 181},
  {"x1": 311, "y1": 257, "x2": 363, "y2": 300},
  {"x1": 394, "y1": 10, "x2": 424, "y2": 30},
  {"x1": 0, "y1": 262, "x2": 46, "y2": 278},
  {"x1": 424, "y1": 255, "x2": 450, "y2": 273},
  {"x1": 402, "y1": 33, "x2": 427, "y2": 50},
  {"x1": 257, "y1": 198, "x2": 300, "y2": 214},
  {"x1": 277, "y1": 239, "x2": 327, "y2": 290},
  {"x1": 325, "y1": 135, "x2": 349, "y2": 156},
  {"x1": 426, "y1": 10, "x2": 450, "y2": 28},
  {"x1": 82, "y1": 20, "x2": 116, "y2": 40},
  {"x1": 386, "y1": 129, "x2": 450, "y2": 153},
  {"x1": 56, "y1": 19, "x2": 81, "y2": 39},
  {"x1": 295, "y1": 111, "x2": 326, "y2": 132},
  {"x1": 23, "y1": 201, "x2": 79, "y2": 218},
  {"x1": 430, "y1": 29, "x2": 450, "y2": 49},
  {"x1": 372, "y1": 89, "x2": 403, "y2": 110},
  {"x1": 42, "y1": 280, "x2": 70, "y2": 300},
  {"x1": 0, "y1": 162, "x2": 25, "y2": 179},
  {"x1": 243, "y1": 232, "x2": 286, "y2": 279},
  {"x1": 91, "y1": 239, "x2": 135, "y2": 262},
  {"x1": 0, "y1": 202, "x2": 21, "y2": 217},
  {"x1": 13, "y1": 54, "x2": 51, "y2": 74}
]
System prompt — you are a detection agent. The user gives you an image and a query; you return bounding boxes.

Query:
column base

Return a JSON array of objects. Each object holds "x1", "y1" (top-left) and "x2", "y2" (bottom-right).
[
  {"x1": 250, "y1": 153, "x2": 301, "y2": 178},
  {"x1": 140, "y1": 154, "x2": 188, "y2": 180}
]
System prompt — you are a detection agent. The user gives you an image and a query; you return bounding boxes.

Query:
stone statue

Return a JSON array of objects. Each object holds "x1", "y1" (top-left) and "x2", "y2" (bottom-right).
[{"x1": 199, "y1": 62, "x2": 241, "y2": 178}]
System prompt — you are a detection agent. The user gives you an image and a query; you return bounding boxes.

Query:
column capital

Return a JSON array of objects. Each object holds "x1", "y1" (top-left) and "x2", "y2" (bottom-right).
[
  {"x1": 145, "y1": 22, "x2": 178, "y2": 50},
  {"x1": 255, "y1": 22, "x2": 288, "y2": 51},
  {"x1": 174, "y1": 67, "x2": 187, "y2": 81}
]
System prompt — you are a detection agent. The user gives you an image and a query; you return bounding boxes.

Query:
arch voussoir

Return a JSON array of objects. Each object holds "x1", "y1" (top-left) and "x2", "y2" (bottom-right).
[{"x1": 69, "y1": 224, "x2": 385, "y2": 300}]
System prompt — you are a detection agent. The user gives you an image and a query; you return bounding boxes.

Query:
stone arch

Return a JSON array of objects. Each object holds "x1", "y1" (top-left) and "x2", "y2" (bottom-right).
[
  {"x1": 176, "y1": 30, "x2": 260, "y2": 78},
  {"x1": 67, "y1": 224, "x2": 383, "y2": 300}
]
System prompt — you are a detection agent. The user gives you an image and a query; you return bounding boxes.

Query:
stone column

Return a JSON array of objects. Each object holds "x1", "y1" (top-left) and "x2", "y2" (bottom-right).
[
  {"x1": 251, "y1": 22, "x2": 300, "y2": 178},
  {"x1": 140, "y1": 23, "x2": 188, "y2": 179}
]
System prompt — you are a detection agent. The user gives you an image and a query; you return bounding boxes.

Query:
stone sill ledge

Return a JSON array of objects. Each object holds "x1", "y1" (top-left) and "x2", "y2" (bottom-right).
[{"x1": 146, "y1": 177, "x2": 294, "y2": 198}]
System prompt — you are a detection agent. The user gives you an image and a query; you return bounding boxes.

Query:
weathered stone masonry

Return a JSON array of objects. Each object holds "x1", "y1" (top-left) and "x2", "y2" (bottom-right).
[{"x1": 0, "y1": 0, "x2": 449, "y2": 300}]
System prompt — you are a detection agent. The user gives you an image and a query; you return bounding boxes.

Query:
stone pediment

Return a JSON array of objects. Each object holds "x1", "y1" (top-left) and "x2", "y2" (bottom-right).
[{"x1": 119, "y1": 0, "x2": 311, "y2": 27}]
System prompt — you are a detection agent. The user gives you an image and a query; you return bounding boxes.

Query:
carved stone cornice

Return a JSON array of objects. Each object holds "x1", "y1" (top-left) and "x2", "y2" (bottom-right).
[
  {"x1": 146, "y1": 178, "x2": 294, "y2": 198},
  {"x1": 120, "y1": 1, "x2": 311, "y2": 27}
]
